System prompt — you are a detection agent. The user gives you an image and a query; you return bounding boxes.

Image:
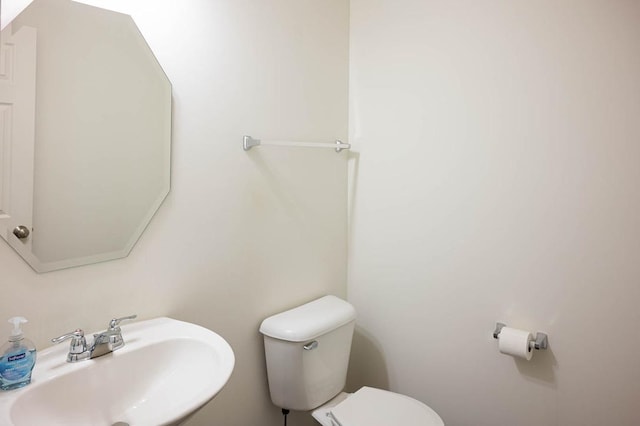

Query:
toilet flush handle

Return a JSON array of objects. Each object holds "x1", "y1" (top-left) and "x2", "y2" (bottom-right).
[{"x1": 303, "y1": 340, "x2": 318, "y2": 351}]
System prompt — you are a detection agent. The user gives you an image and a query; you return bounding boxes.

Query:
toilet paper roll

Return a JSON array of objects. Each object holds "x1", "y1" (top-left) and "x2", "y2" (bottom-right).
[{"x1": 498, "y1": 327, "x2": 533, "y2": 360}]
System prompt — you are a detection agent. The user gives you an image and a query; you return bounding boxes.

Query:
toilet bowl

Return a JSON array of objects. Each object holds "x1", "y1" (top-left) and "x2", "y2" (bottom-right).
[
  {"x1": 312, "y1": 387, "x2": 444, "y2": 426},
  {"x1": 259, "y1": 295, "x2": 445, "y2": 426}
]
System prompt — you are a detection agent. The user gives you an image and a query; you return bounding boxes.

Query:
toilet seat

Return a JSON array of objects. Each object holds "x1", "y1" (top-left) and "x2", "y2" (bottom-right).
[{"x1": 312, "y1": 387, "x2": 444, "y2": 426}]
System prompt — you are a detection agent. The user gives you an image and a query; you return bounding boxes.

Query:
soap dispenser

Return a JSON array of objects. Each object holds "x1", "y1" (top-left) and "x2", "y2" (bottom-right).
[{"x1": 0, "y1": 317, "x2": 36, "y2": 390}]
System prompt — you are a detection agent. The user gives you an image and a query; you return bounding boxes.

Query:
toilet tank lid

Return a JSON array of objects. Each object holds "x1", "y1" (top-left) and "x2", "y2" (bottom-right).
[{"x1": 259, "y1": 295, "x2": 356, "y2": 342}]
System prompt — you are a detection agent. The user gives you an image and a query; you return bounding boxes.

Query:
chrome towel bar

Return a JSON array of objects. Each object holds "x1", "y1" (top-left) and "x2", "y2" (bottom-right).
[{"x1": 243, "y1": 135, "x2": 350, "y2": 153}]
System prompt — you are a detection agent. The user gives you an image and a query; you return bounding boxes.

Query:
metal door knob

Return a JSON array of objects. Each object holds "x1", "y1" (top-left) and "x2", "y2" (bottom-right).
[{"x1": 13, "y1": 225, "x2": 30, "y2": 239}]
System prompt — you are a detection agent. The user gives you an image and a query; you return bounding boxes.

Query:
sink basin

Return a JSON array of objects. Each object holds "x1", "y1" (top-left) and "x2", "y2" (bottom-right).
[{"x1": 0, "y1": 317, "x2": 235, "y2": 426}]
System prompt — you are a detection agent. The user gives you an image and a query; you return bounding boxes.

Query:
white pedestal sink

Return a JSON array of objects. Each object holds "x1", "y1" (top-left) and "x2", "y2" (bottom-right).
[{"x1": 0, "y1": 317, "x2": 235, "y2": 426}]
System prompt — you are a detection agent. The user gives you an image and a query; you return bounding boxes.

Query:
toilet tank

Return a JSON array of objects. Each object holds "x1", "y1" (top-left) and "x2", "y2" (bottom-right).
[{"x1": 259, "y1": 295, "x2": 356, "y2": 411}]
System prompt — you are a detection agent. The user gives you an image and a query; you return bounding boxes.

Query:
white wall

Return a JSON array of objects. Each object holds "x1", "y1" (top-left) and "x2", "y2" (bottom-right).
[
  {"x1": 0, "y1": 1, "x2": 349, "y2": 425},
  {"x1": 348, "y1": 1, "x2": 640, "y2": 426}
]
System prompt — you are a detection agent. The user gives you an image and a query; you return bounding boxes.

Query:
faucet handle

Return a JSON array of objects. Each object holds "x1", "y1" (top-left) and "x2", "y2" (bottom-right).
[
  {"x1": 52, "y1": 328, "x2": 85, "y2": 343},
  {"x1": 52, "y1": 329, "x2": 87, "y2": 354},
  {"x1": 108, "y1": 314, "x2": 137, "y2": 331}
]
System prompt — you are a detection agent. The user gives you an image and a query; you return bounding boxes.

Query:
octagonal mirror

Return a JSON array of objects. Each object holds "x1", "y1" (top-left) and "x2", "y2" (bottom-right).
[{"x1": 0, "y1": 0, "x2": 171, "y2": 272}]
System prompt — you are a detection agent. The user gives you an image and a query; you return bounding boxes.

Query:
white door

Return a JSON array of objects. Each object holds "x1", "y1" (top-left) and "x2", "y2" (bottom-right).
[{"x1": 0, "y1": 24, "x2": 37, "y2": 261}]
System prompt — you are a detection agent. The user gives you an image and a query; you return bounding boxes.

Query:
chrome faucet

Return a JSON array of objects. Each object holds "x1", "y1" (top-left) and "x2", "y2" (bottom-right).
[{"x1": 52, "y1": 315, "x2": 137, "y2": 362}]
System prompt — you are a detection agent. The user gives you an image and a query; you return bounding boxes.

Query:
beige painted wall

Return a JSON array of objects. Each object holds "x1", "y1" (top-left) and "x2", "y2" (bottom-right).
[
  {"x1": 0, "y1": 1, "x2": 349, "y2": 425},
  {"x1": 348, "y1": 1, "x2": 640, "y2": 425}
]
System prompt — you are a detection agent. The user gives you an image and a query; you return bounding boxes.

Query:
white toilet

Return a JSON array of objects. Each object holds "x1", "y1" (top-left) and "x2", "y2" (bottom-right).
[{"x1": 259, "y1": 295, "x2": 445, "y2": 426}]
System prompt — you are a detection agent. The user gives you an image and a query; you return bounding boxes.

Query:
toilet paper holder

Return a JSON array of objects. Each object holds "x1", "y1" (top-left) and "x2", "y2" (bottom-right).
[{"x1": 493, "y1": 322, "x2": 548, "y2": 350}]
